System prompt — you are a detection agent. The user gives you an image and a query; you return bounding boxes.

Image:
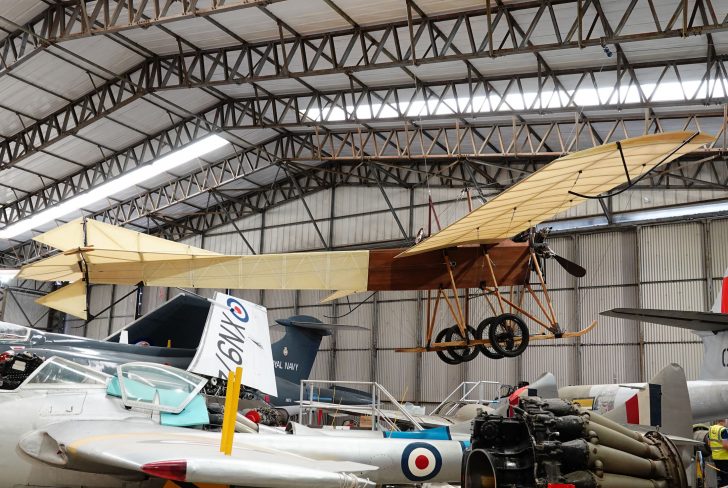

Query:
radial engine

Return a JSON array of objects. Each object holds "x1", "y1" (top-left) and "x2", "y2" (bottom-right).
[{"x1": 463, "y1": 397, "x2": 688, "y2": 488}]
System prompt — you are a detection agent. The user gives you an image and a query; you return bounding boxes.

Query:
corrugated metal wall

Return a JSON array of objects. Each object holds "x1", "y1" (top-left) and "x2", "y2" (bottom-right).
[{"x1": 2, "y1": 187, "x2": 726, "y2": 406}]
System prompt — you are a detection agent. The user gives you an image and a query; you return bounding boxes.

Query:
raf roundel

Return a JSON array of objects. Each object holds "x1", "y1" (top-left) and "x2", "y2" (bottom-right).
[
  {"x1": 226, "y1": 297, "x2": 249, "y2": 323},
  {"x1": 401, "y1": 442, "x2": 442, "y2": 481}
]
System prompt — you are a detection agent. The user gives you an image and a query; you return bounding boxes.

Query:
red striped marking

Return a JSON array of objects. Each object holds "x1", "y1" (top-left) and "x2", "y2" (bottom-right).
[{"x1": 625, "y1": 394, "x2": 640, "y2": 424}]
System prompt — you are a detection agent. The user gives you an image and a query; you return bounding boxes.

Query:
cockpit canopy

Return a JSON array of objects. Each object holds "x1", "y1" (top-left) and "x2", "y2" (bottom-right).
[
  {"x1": 113, "y1": 363, "x2": 207, "y2": 414},
  {"x1": 20, "y1": 356, "x2": 109, "y2": 389}
]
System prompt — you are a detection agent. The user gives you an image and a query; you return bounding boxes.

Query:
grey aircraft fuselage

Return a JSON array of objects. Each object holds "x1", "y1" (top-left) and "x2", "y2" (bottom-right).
[{"x1": 0, "y1": 317, "x2": 372, "y2": 409}]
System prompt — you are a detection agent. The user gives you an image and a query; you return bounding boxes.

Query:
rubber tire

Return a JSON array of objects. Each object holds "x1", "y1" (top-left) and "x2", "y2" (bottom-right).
[
  {"x1": 488, "y1": 313, "x2": 530, "y2": 358},
  {"x1": 435, "y1": 328, "x2": 463, "y2": 365},
  {"x1": 475, "y1": 317, "x2": 504, "y2": 359},
  {"x1": 447, "y1": 325, "x2": 480, "y2": 363}
]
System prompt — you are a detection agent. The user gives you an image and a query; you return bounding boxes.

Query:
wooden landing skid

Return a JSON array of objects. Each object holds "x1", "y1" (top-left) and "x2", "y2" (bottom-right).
[{"x1": 395, "y1": 320, "x2": 598, "y2": 353}]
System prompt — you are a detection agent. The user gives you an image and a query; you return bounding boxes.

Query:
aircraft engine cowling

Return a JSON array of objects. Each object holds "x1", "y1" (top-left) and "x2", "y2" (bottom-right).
[{"x1": 462, "y1": 397, "x2": 688, "y2": 488}]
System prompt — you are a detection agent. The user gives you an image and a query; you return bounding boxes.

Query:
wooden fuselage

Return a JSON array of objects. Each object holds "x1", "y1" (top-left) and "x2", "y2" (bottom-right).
[{"x1": 366, "y1": 240, "x2": 531, "y2": 291}]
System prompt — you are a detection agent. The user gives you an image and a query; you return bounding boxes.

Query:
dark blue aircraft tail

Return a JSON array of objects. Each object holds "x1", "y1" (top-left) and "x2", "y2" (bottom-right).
[{"x1": 271, "y1": 316, "x2": 366, "y2": 385}]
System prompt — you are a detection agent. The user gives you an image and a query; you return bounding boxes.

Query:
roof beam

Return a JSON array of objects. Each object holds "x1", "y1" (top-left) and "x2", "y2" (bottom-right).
[{"x1": 3, "y1": 52, "x2": 727, "y2": 169}]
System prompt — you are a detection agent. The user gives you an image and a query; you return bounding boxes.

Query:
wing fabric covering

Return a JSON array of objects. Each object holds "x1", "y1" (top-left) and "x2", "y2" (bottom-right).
[
  {"x1": 20, "y1": 420, "x2": 377, "y2": 488},
  {"x1": 19, "y1": 219, "x2": 370, "y2": 318},
  {"x1": 401, "y1": 131, "x2": 714, "y2": 256}
]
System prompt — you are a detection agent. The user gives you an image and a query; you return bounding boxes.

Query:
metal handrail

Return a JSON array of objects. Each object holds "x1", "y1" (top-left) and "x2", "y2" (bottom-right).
[
  {"x1": 299, "y1": 379, "x2": 424, "y2": 431},
  {"x1": 431, "y1": 380, "x2": 501, "y2": 416}
]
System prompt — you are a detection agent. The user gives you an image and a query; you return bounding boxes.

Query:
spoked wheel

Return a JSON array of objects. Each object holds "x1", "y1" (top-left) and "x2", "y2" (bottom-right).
[
  {"x1": 447, "y1": 325, "x2": 480, "y2": 363},
  {"x1": 435, "y1": 328, "x2": 462, "y2": 365},
  {"x1": 487, "y1": 313, "x2": 530, "y2": 358},
  {"x1": 475, "y1": 318, "x2": 504, "y2": 360}
]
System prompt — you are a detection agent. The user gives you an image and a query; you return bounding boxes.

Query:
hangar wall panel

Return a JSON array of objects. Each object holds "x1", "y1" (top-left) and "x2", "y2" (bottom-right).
[
  {"x1": 420, "y1": 352, "x2": 464, "y2": 403},
  {"x1": 641, "y1": 281, "x2": 706, "y2": 342},
  {"x1": 580, "y1": 345, "x2": 641, "y2": 384},
  {"x1": 465, "y1": 354, "x2": 517, "y2": 388},
  {"x1": 578, "y1": 231, "x2": 637, "y2": 287},
  {"x1": 710, "y1": 219, "x2": 728, "y2": 278},
  {"x1": 579, "y1": 285, "x2": 639, "y2": 344},
  {"x1": 376, "y1": 350, "x2": 417, "y2": 403},
  {"x1": 335, "y1": 350, "x2": 372, "y2": 383},
  {"x1": 521, "y1": 345, "x2": 577, "y2": 386},
  {"x1": 377, "y1": 292, "x2": 419, "y2": 348},
  {"x1": 3, "y1": 288, "x2": 47, "y2": 328},
  {"x1": 640, "y1": 222, "x2": 705, "y2": 281},
  {"x1": 644, "y1": 342, "x2": 702, "y2": 380}
]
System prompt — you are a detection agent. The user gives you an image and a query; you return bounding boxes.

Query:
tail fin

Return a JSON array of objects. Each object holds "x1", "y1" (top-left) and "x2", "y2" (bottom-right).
[
  {"x1": 712, "y1": 266, "x2": 728, "y2": 313},
  {"x1": 270, "y1": 316, "x2": 366, "y2": 385},
  {"x1": 604, "y1": 363, "x2": 693, "y2": 439},
  {"x1": 105, "y1": 294, "x2": 211, "y2": 349}
]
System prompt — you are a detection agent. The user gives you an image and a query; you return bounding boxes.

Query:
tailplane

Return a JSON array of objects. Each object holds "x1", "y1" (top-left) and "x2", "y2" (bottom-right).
[
  {"x1": 271, "y1": 316, "x2": 367, "y2": 385},
  {"x1": 601, "y1": 266, "x2": 728, "y2": 381}
]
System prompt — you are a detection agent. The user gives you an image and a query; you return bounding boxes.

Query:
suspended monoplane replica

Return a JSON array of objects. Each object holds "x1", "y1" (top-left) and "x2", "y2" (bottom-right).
[{"x1": 18, "y1": 131, "x2": 713, "y2": 364}]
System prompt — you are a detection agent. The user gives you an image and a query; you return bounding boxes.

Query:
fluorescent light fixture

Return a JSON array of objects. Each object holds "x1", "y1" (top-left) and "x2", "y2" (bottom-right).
[
  {"x1": 0, "y1": 135, "x2": 229, "y2": 240},
  {"x1": 0, "y1": 269, "x2": 18, "y2": 283},
  {"x1": 303, "y1": 80, "x2": 725, "y2": 120},
  {"x1": 543, "y1": 200, "x2": 728, "y2": 233}
]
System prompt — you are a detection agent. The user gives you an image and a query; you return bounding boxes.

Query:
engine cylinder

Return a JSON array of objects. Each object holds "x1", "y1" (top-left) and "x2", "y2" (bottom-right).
[{"x1": 462, "y1": 397, "x2": 688, "y2": 488}]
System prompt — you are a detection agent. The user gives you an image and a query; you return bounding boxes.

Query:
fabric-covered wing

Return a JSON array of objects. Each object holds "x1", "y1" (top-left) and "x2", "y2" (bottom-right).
[
  {"x1": 401, "y1": 131, "x2": 714, "y2": 256},
  {"x1": 20, "y1": 420, "x2": 376, "y2": 488}
]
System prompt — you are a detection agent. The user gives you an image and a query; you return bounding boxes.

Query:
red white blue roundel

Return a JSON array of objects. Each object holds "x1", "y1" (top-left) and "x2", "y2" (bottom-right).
[
  {"x1": 401, "y1": 442, "x2": 442, "y2": 481},
  {"x1": 226, "y1": 297, "x2": 249, "y2": 322}
]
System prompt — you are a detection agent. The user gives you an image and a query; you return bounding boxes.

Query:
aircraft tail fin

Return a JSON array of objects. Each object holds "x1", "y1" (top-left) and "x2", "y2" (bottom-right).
[
  {"x1": 105, "y1": 294, "x2": 211, "y2": 349},
  {"x1": 270, "y1": 316, "x2": 367, "y2": 385},
  {"x1": 603, "y1": 363, "x2": 693, "y2": 438}
]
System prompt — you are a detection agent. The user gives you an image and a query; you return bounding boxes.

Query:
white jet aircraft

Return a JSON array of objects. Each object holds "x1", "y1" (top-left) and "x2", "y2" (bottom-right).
[
  {"x1": 559, "y1": 267, "x2": 728, "y2": 424},
  {"x1": 0, "y1": 355, "x2": 466, "y2": 488}
]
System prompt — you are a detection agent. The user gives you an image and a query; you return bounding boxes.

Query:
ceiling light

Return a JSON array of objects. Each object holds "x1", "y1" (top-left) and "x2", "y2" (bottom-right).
[{"x1": 0, "y1": 135, "x2": 229, "y2": 240}]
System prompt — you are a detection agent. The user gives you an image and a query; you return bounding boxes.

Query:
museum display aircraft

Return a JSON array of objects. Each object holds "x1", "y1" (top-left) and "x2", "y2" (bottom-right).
[
  {"x1": 0, "y1": 355, "x2": 465, "y2": 488},
  {"x1": 560, "y1": 265, "x2": 728, "y2": 423},
  {"x1": 0, "y1": 295, "x2": 371, "y2": 410},
  {"x1": 16, "y1": 131, "x2": 714, "y2": 364}
]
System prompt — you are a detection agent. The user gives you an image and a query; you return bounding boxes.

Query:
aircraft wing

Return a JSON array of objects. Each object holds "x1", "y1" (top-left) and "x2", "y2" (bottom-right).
[
  {"x1": 601, "y1": 307, "x2": 728, "y2": 333},
  {"x1": 300, "y1": 401, "x2": 453, "y2": 427},
  {"x1": 20, "y1": 420, "x2": 377, "y2": 488},
  {"x1": 401, "y1": 131, "x2": 714, "y2": 256}
]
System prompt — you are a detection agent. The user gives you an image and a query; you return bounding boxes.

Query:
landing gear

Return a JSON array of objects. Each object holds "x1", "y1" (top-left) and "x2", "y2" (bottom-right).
[
  {"x1": 475, "y1": 317, "x2": 504, "y2": 360},
  {"x1": 488, "y1": 314, "x2": 530, "y2": 358}
]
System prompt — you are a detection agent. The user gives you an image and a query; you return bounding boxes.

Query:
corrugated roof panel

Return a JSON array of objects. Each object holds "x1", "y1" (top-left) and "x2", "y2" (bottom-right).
[
  {"x1": 44, "y1": 136, "x2": 108, "y2": 167},
  {"x1": 226, "y1": 128, "x2": 279, "y2": 145},
  {"x1": 213, "y1": 84, "x2": 258, "y2": 98},
  {"x1": 0, "y1": 1, "x2": 48, "y2": 42},
  {"x1": 76, "y1": 118, "x2": 149, "y2": 151},
  {"x1": 149, "y1": 89, "x2": 220, "y2": 117},
  {"x1": 110, "y1": 97, "x2": 185, "y2": 135},
  {"x1": 167, "y1": 7, "x2": 279, "y2": 47},
  {"x1": 0, "y1": 107, "x2": 35, "y2": 140},
  {"x1": 266, "y1": 0, "x2": 349, "y2": 35},
  {"x1": 155, "y1": 17, "x2": 240, "y2": 51},
  {"x1": 0, "y1": 72, "x2": 66, "y2": 121},
  {"x1": 12, "y1": 51, "x2": 97, "y2": 102},
  {"x1": 50, "y1": 36, "x2": 145, "y2": 78}
]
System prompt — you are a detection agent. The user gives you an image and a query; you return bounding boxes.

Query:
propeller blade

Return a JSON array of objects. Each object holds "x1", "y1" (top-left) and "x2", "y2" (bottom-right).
[{"x1": 553, "y1": 254, "x2": 587, "y2": 277}]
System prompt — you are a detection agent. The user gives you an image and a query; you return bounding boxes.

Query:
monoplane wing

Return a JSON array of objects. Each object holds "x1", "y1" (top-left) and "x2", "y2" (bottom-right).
[
  {"x1": 20, "y1": 420, "x2": 377, "y2": 488},
  {"x1": 401, "y1": 131, "x2": 714, "y2": 256},
  {"x1": 601, "y1": 307, "x2": 728, "y2": 333}
]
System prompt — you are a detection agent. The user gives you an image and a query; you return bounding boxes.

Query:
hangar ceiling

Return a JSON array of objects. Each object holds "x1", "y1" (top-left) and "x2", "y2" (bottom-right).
[{"x1": 0, "y1": 0, "x2": 727, "y2": 268}]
